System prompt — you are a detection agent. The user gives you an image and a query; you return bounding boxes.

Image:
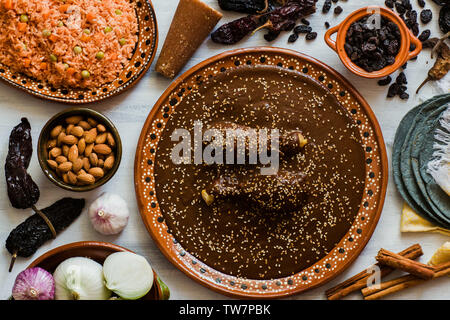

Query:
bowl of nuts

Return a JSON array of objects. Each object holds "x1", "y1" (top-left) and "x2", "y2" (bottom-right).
[
  {"x1": 38, "y1": 108, "x2": 122, "y2": 192},
  {"x1": 324, "y1": 6, "x2": 422, "y2": 78}
]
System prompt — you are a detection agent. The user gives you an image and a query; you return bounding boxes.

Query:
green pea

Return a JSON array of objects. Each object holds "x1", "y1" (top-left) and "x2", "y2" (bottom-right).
[
  {"x1": 104, "y1": 26, "x2": 112, "y2": 33},
  {"x1": 20, "y1": 14, "x2": 28, "y2": 23},
  {"x1": 42, "y1": 29, "x2": 51, "y2": 37},
  {"x1": 63, "y1": 63, "x2": 69, "y2": 70},
  {"x1": 95, "y1": 51, "x2": 105, "y2": 60},
  {"x1": 49, "y1": 54, "x2": 57, "y2": 62},
  {"x1": 115, "y1": 9, "x2": 122, "y2": 15},
  {"x1": 83, "y1": 29, "x2": 90, "y2": 34},
  {"x1": 57, "y1": 21, "x2": 64, "y2": 27},
  {"x1": 119, "y1": 38, "x2": 126, "y2": 46},
  {"x1": 81, "y1": 70, "x2": 90, "y2": 79},
  {"x1": 73, "y1": 46, "x2": 82, "y2": 54}
]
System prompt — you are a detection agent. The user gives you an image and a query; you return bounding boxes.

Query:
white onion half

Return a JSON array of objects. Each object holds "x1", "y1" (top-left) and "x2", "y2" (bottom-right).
[{"x1": 103, "y1": 252, "x2": 154, "y2": 300}]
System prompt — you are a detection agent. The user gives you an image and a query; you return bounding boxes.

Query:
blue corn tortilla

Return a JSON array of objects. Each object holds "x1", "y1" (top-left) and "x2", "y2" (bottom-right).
[{"x1": 393, "y1": 94, "x2": 450, "y2": 228}]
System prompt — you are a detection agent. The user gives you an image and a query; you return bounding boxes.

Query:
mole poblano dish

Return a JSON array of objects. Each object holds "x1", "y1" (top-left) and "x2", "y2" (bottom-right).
[
  {"x1": 135, "y1": 48, "x2": 388, "y2": 297},
  {"x1": 154, "y1": 65, "x2": 365, "y2": 280}
]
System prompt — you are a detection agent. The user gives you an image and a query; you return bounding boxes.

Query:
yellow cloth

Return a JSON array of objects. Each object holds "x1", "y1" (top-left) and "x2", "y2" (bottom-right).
[
  {"x1": 400, "y1": 203, "x2": 450, "y2": 236},
  {"x1": 429, "y1": 242, "x2": 450, "y2": 265}
]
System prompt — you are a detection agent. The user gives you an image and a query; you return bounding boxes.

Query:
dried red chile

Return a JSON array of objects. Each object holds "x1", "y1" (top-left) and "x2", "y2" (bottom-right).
[
  {"x1": 439, "y1": 4, "x2": 450, "y2": 33},
  {"x1": 218, "y1": 0, "x2": 275, "y2": 14},
  {"x1": 345, "y1": 16, "x2": 401, "y2": 72},
  {"x1": 6, "y1": 198, "x2": 85, "y2": 259},
  {"x1": 211, "y1": 0, "x2": 317, "y2": 44},
  {"x1": 5, "y1": 118, "x2": 40, "y2": 209}
]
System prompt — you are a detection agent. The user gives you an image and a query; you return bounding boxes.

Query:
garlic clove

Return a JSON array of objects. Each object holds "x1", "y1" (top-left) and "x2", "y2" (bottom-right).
[
  {"x1": 88, "y1": 193, "x2": 130, "y2": 235},
  {"x1": 12, "y1": 267, "x2": 55, "y2": 300},
  {"x1": 103, "y1": 252, "x2": 153, "y2": 300}
]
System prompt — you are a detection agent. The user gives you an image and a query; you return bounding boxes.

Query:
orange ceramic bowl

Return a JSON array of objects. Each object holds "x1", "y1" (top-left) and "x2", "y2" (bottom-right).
[
  {"x1": 324, "y1": 6, "x2": 422, "y2": 78},
  {"x1": 27, "y1": 241, "x2": 170, "y2": 300}
]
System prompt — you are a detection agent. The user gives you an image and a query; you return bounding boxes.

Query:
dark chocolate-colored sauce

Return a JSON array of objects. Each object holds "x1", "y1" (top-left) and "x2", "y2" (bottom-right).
[{"x1": 155, "y1": 65, "x2": 365, "y2": 280}]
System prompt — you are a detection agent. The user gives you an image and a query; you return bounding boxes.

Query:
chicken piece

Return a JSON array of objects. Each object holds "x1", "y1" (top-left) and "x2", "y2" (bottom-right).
[
  {"x1": 205, "y1": 121, "x2": 307, "y2": 157},
  {"x1": 201, "y1": 170, "x2": 308, "y2": 212}
]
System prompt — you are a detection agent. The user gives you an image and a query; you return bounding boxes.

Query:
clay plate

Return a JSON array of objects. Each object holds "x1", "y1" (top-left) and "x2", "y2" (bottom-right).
[
  {"x1": 0, "y1": 0, "x2": 158, "y2": 104},
  {"x1": 134, "y1": 47, "x2": 388, "y2": 298},
  {"x1": 27, "y1": 241, "x2": 170, "y2": 300}
]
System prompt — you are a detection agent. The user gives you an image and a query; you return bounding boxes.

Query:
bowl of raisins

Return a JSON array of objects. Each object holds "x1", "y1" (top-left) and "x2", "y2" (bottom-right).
[{"x1": 324, "y1": 6, "x2": 422, "y2": 78}]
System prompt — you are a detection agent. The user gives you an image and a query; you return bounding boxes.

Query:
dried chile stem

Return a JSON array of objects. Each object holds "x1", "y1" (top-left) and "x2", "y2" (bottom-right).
[
  {"x1": 31, "y1": 205, "x2": 56, "y2": 238},
  {"x1": 257, "y1": 0, "x2": 270, "y2": 13},
  {"x1": 431, "y1": 31, "x2": 450, "y2": 59},
  {"x1": 8, "y1": 252, "x2": 17, "y2": 272}
]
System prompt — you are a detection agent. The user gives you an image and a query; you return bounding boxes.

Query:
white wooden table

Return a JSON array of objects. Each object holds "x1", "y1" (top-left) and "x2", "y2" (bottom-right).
[{"x1": 1, "y1": 0, "x2": 449, "y2": 300}]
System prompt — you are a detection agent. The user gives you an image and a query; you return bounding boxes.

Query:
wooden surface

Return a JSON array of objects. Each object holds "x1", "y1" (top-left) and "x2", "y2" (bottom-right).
[{"x1": 0, "y1": 0, "x2": 449, "y2": 300}]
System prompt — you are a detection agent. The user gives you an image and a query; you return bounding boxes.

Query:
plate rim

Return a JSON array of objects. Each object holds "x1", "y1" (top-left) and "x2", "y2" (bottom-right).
[
  {"x1": 134, "y1": 46, "x2": 389, "y2": 298},
  {"x1": 0, "y1": 0, "x2": 158, "y2": 104}
]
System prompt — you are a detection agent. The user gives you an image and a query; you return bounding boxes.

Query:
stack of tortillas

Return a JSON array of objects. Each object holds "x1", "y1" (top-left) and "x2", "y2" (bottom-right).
[{"x1": 393, "y1": 94, "x2": 450, "y2": 231}]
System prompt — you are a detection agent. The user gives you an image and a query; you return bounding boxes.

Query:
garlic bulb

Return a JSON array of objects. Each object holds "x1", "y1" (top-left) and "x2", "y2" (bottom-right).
[
  {"x1": 53, "y1": 257, "x2": 111, "y2": 300},
  {"x1": 12, "y1": 267, "x2": 55, "y2": 300},
  {"x1": 88, "y1": 193, "x2": 129, "y2": 235},
  {"x1": 103, "y1": 252, "x2": 153, "y2": 300}
]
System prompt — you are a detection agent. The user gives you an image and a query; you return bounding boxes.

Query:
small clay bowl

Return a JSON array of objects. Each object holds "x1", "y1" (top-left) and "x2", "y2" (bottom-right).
[
  {"x1": 27, "y1": 241, "x2": 170, "y2": 300},
  {"x1": 38, "y1": 107, "x2": 122, "y2": 192},
  {"x1": 324, "y1": 6, "x2": 422, "y2": 78}
]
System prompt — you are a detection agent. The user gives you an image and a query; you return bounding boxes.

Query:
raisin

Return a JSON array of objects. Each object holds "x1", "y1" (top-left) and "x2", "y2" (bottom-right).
[
  {"x1": 322, "y1": 0, "x2": 332, "y2": 13},
  {"x1": 418, "y1": 29, "x2": 431, "y2": 41},
  {"x1": 418, "y1": 0, "x2": 425, "y2": 8},
  {"x1": 400, "y1": 92, "x2": 410, "y2": 100},
  {"x1": 301, "y1": 18, "x2": 310, "y2": 26},
  {"x1": 305, "y1": 32, "x2": 318, "y2": 40},
  {"x1": 334, "y1": 6, "x2": 343, "y2": 14},
  {"x1": 288, "y1": 33, "x2": 299, "y2": 43},
  {"x1": 420, "y1": 9, "x2": 433, "y2": 24},
  {"x1": 385, "y1": 0, "x2": 394, "y2": 8},
  {"x1": 378, "y1": 76, "x2": 392, "y2": 86},
  {"x1": 396, "y1": 72, "x2": 408, "y2": 85},
  {"x1": 395, "y1": 3, "x2": 406, "y2": 15},
  {"x1": 325, "y1": 21, "x2": 330, "y2": 29},
  {"x1": 294, "y1": 25, "x2": 312, "y2": 34},
  {"x1": 387, "y1": 83, "x2": 400, "y2": 97}
]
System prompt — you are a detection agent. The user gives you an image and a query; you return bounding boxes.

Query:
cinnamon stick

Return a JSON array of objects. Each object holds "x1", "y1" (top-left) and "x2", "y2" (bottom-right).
[
  {"x1": 376, "y1": 248, "x2": 435, "y2": 279},
  {"x1": 362, "y1": 261, "x2": 450, "y2": 300},
  {"x1": 325, "y1": 244, "x2": 423, "y2": 300}
]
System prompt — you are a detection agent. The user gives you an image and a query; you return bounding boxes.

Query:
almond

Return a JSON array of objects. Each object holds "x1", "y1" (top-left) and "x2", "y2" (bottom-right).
[
  {"x1": 47, "y1": 139, "x2": 57, "y2": 149},
  {"x1": 72, "y1": 158, "x2": 83, "y2": 173},
  {"x1": 58, "y1": 161, "x2": 73, "y2": 172},
  {"x1": 62, "y1": 145, "x2": 69, "y2": 157},
  {"x1": 55, "y1": 155, "x2": 68, "y2": 164},
  {"x1": 93, "y1": 144, "x2": 111, "y2": 155},
  {"x1": 47, "y1": 159, "x2": 58, "y2": 170},
  {"x1": 106, "y1": 132, "x2": 116, "y2": 147},
  {"x1": 84, "y1": 128, "x2": 97, "y2": 144},
  {"x1": 78, "y1": 138, "x2": 86, "y2": 154},
  {"x1": 78, "y1": 120, "x2": 91, "y2": 130},
  {"x1": 66, "y1": 124, "x2": 74, "y2": 135},
  {"x1": 78, "y1": 173, "x2": 95, "y2": 185},
  {"x1": 97, "y1": 124, "x2": 106, "y2": 132},
  {"x1": 77, "y1": 169, "x2": 87, "y2": 176},
  {"x1": 71, "y1": 126, "x2": 84, "y2": 137},
  {"x1": 62, "y1": 135, "x2": 78, "y2": 145},
  {"x1": 62, "y1": 173, "x2": 69, "y2": 184},
  {"x1": 104, "y1": 155, "x2": 115, "y2": 170},
  {"x1": 57, "y1": 132, "x2": 66, "y2": 146},
  {"x1": 84, "y1": 143, "x2": 94, "y2": 156},
  {"x1": 68, "y1": 144, "x2": 79, "y2": 163},
  {"x1": 83, "y1": 157, "x2": 91, "y2": 171},
  {"x1": 98, "y1": 159, "x2": 104, "y2": 167},
  {"x1": 89, "y1": 152, "x2": 98, "y2": 167},
  {"x1": 89, "y1": 167, "x2": 104, "y2": 178},
  {"x1": 50, "y1": 125, "x2": 63, "y2": 138},
  {"x1": 87, "y1": 117, "x2": 98, "y2": 127},
  {"x1": 66, "y1": 115, "x2": 83, "y2": 124},
  {"x1": 67, "y1": 171, "x2": 78, "y2": 184},
  {"x1": 95, "y1": 132, "x2": 107, "y2": 144},
  {"x1": 49, "y1": 147, "x2": 62, "y2": 158}
]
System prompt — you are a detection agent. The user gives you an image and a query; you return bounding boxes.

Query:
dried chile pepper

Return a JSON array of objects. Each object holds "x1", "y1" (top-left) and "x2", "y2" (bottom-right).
[
  {"x1": 218, "y1": 0, "x2": 274, "y2": 14},
  {"x1": 6, "y1": 198, "x2": 85, "y2": 271},
  {"x1": 416, "y1": 41, "x2": 450, "y2": 93},
  {"x1": 439, "y1": 4, "x2": 450, "y2": 33},
  {"x1": 5, "y1": 118, "x2": 40, "y2": 209},
  {"x1": 211, "y1": 0, "x2": 317, "y2": 44}
]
